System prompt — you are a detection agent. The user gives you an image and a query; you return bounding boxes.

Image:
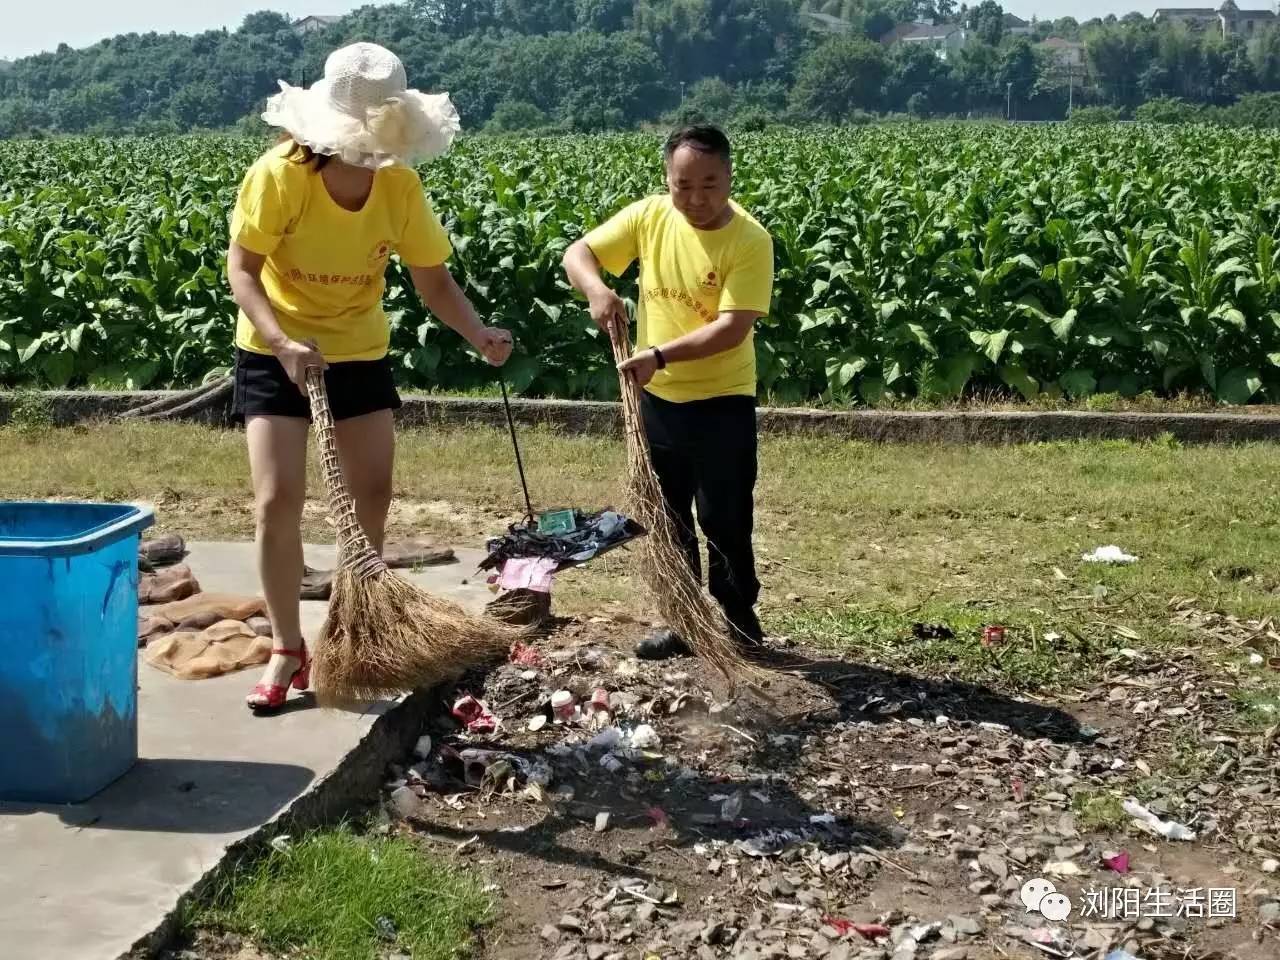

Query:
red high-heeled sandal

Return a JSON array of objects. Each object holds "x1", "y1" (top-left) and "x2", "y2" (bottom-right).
[{"x1": 246, "y1": 644, "x2": 310, "y2": 713}]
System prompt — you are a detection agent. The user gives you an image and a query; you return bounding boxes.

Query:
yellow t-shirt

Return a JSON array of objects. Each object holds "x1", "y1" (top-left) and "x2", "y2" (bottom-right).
[
  {"x1": 230, "y1": 142, "x2": 453, "y2": 362},
  {"x1": 584, "y1": 194, "x2": 773, "y2": 402}
]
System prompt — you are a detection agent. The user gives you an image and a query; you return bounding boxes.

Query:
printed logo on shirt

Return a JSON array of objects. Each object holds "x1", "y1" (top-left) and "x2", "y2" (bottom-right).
[
  {"x1": 367, "y1": 240, "x2": 392, "y2": 266},
  {"x1": 701, "y1": 270, "x2": 720, "y2": 291}
]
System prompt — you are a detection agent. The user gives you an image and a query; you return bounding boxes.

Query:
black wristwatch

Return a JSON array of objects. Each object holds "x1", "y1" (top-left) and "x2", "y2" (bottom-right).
[{"x1": 652, "y1": 346, "x2": 667, "y2": 370}]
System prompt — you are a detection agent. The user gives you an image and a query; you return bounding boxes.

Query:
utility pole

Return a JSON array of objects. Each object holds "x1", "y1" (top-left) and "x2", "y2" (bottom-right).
[
  {"x1": 680, "y1": 81, "x2": 686, "y2": 109},
  {"x1": 1068, "y1": 66, "x2": 1074, "y2": 115},
  {"x1": 1006, "y1": 81, "x2": 1013, "y2": 121}
]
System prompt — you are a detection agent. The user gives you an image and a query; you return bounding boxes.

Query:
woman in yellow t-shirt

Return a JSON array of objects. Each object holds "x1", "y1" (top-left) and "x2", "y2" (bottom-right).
[{"x1": 227, "y1": 43, "x2": 513, "y2": 713}]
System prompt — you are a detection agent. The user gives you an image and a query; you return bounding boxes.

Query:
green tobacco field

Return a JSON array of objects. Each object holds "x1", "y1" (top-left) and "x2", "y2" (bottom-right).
[{"x1": 4, "y1": 124, "x2": 1280, "y2": 404}]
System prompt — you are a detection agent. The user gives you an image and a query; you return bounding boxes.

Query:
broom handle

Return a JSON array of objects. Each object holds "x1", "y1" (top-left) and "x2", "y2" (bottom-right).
[{"x1": 305, "y1": 367, "x2": 387, "y2": 581}]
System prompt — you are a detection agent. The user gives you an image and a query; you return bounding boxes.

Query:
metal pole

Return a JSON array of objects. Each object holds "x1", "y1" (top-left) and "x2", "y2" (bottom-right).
[
  {"x1": 498, "y1": 376, "x2": 535, "y2": 523},
  {"x1": 1007, "y1": 82, "x2": 1012, "y2": 120},
  {"x1": 1068, "y1": 67, "x2": 1074, "y2": 114},
  {"x1": 680, "y1": 81, "x2": 686, "y2": 108}
]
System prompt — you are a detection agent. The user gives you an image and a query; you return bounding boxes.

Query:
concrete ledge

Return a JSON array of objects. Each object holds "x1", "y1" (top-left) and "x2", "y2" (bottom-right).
[{"x1": 2, "y1": 390, "x2": 1278, "y2": 444}]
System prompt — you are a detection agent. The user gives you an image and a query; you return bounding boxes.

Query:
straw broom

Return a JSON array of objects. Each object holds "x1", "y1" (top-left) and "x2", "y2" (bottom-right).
[
  {"x1": 608, "y1": 325, "x2": 753, "y2": 684},
  {"x1": 305, "y1": 368, "x2": 522, "y2": 703}
]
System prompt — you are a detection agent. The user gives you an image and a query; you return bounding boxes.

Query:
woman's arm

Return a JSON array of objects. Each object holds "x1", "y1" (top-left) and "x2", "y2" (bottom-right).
[
  {"x1": 408, "y1": 263, "x2": 512, "y2": 366},
  {"x1": 227, "y1": 242, "x2": 326, "y2": 390}
]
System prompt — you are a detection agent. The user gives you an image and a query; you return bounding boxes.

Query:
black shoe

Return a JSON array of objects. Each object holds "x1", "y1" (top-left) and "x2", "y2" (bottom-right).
[{"x1": 636, "y1": 628, "x2": 693, "y2": 660}]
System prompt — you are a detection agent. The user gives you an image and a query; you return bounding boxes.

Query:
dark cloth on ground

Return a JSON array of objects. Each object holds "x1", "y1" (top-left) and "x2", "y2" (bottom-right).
[{"x1": 479, "y1": 510, "x2": 645, "y2": 573}]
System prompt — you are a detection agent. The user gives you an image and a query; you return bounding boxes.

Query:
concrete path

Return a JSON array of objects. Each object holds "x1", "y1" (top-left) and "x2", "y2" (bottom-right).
[{"x1": 0, "y1": 540, "x2": 488, "y2": 960}]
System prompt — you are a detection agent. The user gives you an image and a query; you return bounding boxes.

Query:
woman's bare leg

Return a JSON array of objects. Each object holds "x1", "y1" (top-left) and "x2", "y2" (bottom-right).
[
  {"x1": 246, "y1": 415, "x2": 310, "y2": 694},
  {"x1": 334, "y1": 409, "x2": 396, "y2": 554}
]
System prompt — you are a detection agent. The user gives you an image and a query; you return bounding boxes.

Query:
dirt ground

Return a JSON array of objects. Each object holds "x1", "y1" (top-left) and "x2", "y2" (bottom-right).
[{"x1": 178, "y1": 609, "x2": 1280, "y2": 960}]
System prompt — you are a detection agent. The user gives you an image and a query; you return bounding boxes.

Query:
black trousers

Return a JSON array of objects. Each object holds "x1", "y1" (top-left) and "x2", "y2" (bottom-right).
[{"x1": 641, "y1": 390, "x2": 763, "y2": 644}]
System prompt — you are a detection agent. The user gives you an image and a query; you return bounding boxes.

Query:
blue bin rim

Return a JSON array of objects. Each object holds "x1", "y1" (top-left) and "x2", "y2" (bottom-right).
[{"x1": 0, "y1": 501, "x2": 156, "y2": 558}]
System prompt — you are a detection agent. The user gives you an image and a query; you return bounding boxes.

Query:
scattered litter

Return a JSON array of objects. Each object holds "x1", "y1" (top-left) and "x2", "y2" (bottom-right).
[
  {"x1": 736, "y1": 829, "x2": 808, "y2": 858},
  {"x1": 388, "y1": 785, "x2": 419, "y2": 818},
  {"x1": 1102, "y1": 850, "x2": 1130, "y2": 874},
  {"x1": 551, "y1": 690, "x2": 576, "y2": 722},
  {"x1": 719, "y1": 792, "x2": 744, "y2": 821},
  {"x1": 412, "y1": 735, "x2": 433, "y2": 760},
  {"x1": 374, "y1": 916, "x2": 397, "y2": 942},
  {"x1": 1045, "y1": 860, "x2": 1083, "y2": 876},
  {"x1": 452, "y1": 695, "x2": 498, "y2": 734},
  {"x1": 509, "y1": 641, "x2": 546, "y2": 669},
  {"x1": 455, "y1": 835, "x2": 479, "y2": 854},
  {"x1": 981, "y1": 625, "x2": 1006, "y2": 647},
  {"x1": 457, "y1": 748, "x2": 552, "y2": 791},
  {"x1": 911, "y1": 622, "x2": 955, "y2": 641},
  {"x1": 629, "y1": 724, "x2": 662, "y2": 750},
  {"x1": 497, "y1": 556, "x2": 559, "y2": 593},
  {"x1": 595, "y1": 812, "x2": 611, "y2": 833},
  {"x1": 587, "y1": 688, "x2": 610, "y2": 716},
  {"x1": 1122, "y1": 798, "x2": 1197, "y2": 841},
  {"x1": 1250, "y1": 652, "x2": 1266, "y2": 666},
  {"x1": 270, "y1": 835, "x2": 292, "y2": 853},
  {"x1": 527, "y1": 714, "x2": 547, "y2": 732},
  {"x1": 1262, "y1": 858, "x2": 1279, "y2": 873},
  {"x1": 810, "y1": 813, "x2": 838, "y2": 828},
  {"x1": 646, "y1": 806, "x2": 668, "y2": 827},
  {"x1": 1082, "y1": 545, "x2": 1138, "y2": 564},
  {"x1": 1105, "y1": 951, "x2": 1141, "y2": 960},
  {"x1": 852, "y1": 921, "x2": 891, "y2": 940}
]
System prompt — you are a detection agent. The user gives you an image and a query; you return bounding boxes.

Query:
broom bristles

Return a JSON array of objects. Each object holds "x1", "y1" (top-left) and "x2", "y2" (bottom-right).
[
  {"x1": 305, "y1": 370, "x2": 524, "y2": 704},
  {"x1": 609, "y1": 326, "x2": 756, "y2": 685}
]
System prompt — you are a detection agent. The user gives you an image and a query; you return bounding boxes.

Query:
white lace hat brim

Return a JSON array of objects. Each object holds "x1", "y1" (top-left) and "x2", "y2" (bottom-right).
[{"x1": 262, "y1": 79, "x2": 461, "y2": 169}]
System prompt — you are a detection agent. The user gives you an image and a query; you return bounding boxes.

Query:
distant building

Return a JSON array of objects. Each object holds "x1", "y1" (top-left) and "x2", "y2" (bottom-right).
[
  {"x1": 800, "y1": 11, "x2": 854, "y2": 34},
  {"x1": 1152, "y1": 1, "x2": 1275, "y2": 37},
  {"x1": 883, "y1": 22, "x2": 972, "y2": 60},
  {"x1": 1003, "y1": 13, "x2": 1034, "y2": 36},
  {"x1": 292, "y1": 15, "x2": 342, "y2": 35},
  {"x1": 1038, "y1": 37, "x2": 1086, "y2": 69}
]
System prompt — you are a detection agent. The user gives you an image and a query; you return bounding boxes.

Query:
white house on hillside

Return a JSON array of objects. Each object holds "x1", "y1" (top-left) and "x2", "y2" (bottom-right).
[
  {"x1": 1038, "y1": 37, "x2": 1086, "y2": 69},
  {"x1": 292, "y1": 15, "x2": 342, "y2": 34},
  {"x1": 880, "y1": 13, "x2": 1032, "y2": 61},
  {"x1": 1153, "y1": 1, "x2": 1275, "y2": 37},
  {"x1": 881, "y1": 22, "x2": 971, "y2": 60}
]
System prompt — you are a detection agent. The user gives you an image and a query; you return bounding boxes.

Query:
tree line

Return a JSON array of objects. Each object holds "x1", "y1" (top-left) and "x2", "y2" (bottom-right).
[{"x1": 4, "y1": 0, "x2": 1280, "y2": 138}]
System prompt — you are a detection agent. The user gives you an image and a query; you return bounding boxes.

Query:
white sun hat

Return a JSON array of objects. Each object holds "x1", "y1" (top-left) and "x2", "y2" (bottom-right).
[{"x1": 262, "y1": 42, "x2": 461, "y2": 169}]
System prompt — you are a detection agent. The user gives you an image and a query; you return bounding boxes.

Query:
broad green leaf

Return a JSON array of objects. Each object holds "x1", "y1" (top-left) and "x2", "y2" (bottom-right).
[
  {"x1": 1000, "y1": 364, "x2": 1040, "y2": 400},
  {"x1": 969, "y1": 329, "x2": 1011, "y2": 364},
  {"x1": 1059, "y1": 369, "x2": 1098, "y2": 399},
  {"x1": 41, "y1": 351, "x2": 74, "y2": 388},
  {"x1": 1049, "y1": 309, "x2": 1077, "y2": 343},
  {"x1": 1216, "y1": 367, "x2": 1262, "y2": 405}
]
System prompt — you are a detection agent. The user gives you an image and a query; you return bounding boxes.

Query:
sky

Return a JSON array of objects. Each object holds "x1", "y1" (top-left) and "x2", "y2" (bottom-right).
[
  {"x1": 1, "y1": 1, "x2": 1275, "y2": 61},
  {"x1": 0, "y1": 1, "x2": 394, "y2": 61}
]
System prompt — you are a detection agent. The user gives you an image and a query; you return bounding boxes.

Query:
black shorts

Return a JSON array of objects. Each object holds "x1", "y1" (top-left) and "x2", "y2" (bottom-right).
[{"x1": 231, "y1": 348, "x2": 402, "y2": 423}]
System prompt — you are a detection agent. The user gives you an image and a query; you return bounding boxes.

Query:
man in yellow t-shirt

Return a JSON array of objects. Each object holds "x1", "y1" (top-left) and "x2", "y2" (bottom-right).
[{"x1": 563, "y1": 124, "x2": 774, "y2": 660}]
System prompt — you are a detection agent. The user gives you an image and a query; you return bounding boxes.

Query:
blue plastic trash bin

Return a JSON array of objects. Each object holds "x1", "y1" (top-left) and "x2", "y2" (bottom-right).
[{"x1": 0, "y1": 501, "x2": 155, "y2": 803}]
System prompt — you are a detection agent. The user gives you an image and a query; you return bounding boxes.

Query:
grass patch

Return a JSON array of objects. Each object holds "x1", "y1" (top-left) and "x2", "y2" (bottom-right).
[
  {"x1": 775, "y1": 600, "x2": 1113, "y2": 690},
  {"x1": 3, "y1": 421, "x2": 1278, "y2": 691},
  {"x1": 5, "y1": 387, "x2": 55, "y2": 437},
  {"x1": 1071, "y1": 790, "x2": 1128, "y2": 832},
  {"x1": 1233, "y1": 684, "x2": 1280, "y2": 728},
  {"x1": 197, "y1": 826, "x2": 490, "y2": 960}
]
